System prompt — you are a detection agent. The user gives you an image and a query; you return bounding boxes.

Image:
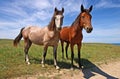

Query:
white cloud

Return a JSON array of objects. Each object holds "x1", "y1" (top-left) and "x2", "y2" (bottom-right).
[
  {"x1": 0, "y1": 4, "x2": 28, "y2": 19},
  {"x1": 0, "y1": 21, "x2": 20, "y2": 29},
  {"x1": 12, "y1": 0, "x2": 52, "y2": 10},
  {"x1": 0, "y1": 0, "x2": 120, "y2": 43},
  {"x1": 61, "y1": 0, "x2": 82, "y2": 13},
  {"x1": 95, "y1": 0, "x2": 120, "y2": 8},
  {"x1": 83, "y1": 27, "x2": 120, "y2": 43},
  {"x1": 0, "y1": 0, "x2": 85, "y2": 29},
  {"x1": 0, "y1": 27, "x2": 21, "y2": 39}
]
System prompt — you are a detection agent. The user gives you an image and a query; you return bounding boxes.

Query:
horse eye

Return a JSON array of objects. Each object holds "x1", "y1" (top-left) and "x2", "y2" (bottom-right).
[
  {"x1": 82, "y1": 16, "x2": 85, "y2": 18},
  {"x1": 55, "y1": 16, "x2": 57, "y2": 18}
]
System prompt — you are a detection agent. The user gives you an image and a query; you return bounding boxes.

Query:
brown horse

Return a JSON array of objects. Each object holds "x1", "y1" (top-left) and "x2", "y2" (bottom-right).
[
  {"x1": 60, "y1": 5, "x2": 93, "y2": 69},
  {"x1": 13, "y1": 7, "x2": 64, "y2": 69}
]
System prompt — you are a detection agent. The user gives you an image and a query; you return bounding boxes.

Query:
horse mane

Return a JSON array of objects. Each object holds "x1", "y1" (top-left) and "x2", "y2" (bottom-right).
[
  {"x1": 48, "y1": 13, "x2": 56, "y2": 31},
  {"x1": 71, "y1": 13, "x2": 80, "y2": 28}
]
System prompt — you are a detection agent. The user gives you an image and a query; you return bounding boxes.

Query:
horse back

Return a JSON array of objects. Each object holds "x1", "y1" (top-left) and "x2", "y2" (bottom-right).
[{"x1": 22, "y1": 26, "x2": 45, "y2": 45}]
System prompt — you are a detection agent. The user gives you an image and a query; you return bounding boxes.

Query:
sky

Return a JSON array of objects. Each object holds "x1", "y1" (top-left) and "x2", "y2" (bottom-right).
[{"x1": 0, "y1": 0, "x2": 120, "y2": 43}]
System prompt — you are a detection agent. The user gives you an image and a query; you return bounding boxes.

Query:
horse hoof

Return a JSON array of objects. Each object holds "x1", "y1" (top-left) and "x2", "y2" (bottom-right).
[
  {"x1": 78, "y1": 65, "x2": 83, "y2": 69},
  {"x1": 42, "y1": 64, "x2": 45, "y2": 67},
  {"x1": 56, "y1": 66, "x2": 60, "y2": 70},
  {"x1": 27, "y1": 62, "x2": 30, "y2": 65},
  {"x1": 70, "y1": 67, "x2": 74, "y2": 70}
]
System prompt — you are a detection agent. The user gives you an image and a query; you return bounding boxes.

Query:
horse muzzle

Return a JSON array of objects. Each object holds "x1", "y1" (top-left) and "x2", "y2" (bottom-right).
[
  {"x1": 56, "y1": 27, "x2": 62, "y2": 31},
  {"x1": 85, "y1": 27, "x2": 93, "y2": 33}
]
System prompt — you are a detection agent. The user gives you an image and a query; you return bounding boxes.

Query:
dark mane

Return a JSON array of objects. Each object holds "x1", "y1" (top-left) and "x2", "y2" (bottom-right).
[
  {"x1": 71, "y1": 13, "x2": 80, "y2": 27},
  {"x1": 48, "y1": 13, "x2": 56, "y2": 31}
]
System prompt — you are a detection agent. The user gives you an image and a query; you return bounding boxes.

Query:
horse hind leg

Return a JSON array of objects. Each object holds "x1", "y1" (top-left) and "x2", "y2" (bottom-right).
[
  {"x1": 61, "y1": 40, "x2": 64, "y2": 59},
  {"x1": 70, "y1": 44, "x2": 74, "y2": 70},
  {"x1": 65, "y1": 42, "x2": 69, "y2": 59},
  {"x1": 24, "y1": 39, "x2": 32, "y2": 65}
]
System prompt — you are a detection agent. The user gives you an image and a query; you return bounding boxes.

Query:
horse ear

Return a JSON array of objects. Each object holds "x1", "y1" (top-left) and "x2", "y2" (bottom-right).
[
  {"x1": 62, "y1": 7, "x2": 64, "y2": 13},
  {"x1": 55, "y1": 7, "x2": 58, "y2": 12},
  {"x1": 81, "y1": 4, "x2": 84, "y2": 12},
  {"x1": 89, "y1": 5, "x2": 93, "y2": 12}
]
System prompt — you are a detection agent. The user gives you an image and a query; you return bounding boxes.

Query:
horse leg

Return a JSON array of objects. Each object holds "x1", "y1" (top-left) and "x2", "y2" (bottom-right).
[
  {"x1": 61, "y1": 40, "x2": 64, "y2": 59},
  {"x1": 70, "y1": 44, "x2": 74, "y2": 70},
  {"x1": 41, "y1": 45, "x2": 48, "y2": 67},
  {"x1": 53, "y1": 46, "x2": 59, "y2": 69},
  {"x1": 65, "y1": 42, "x2": 69, "y2": 59},
  {"x1": 77, "y1": 43, "x2": 82, "y2": 69},
  {"x1": 24, "y1": 39, "x2": 32, "y2": 65}
]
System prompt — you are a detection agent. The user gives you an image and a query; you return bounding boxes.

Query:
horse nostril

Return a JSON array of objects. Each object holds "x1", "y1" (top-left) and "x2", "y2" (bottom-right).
[
  {"x1": 86, "y1": 27, "x2": 93, "y2": 33},
  {"x1": 91, "y1": 28, "x2": 93, "y2": 31},
  {"x1": 87, "y1": 27, "x2": 89, "y2": 30},
  {"x1": 86, "y1": 27, "x2": 90, "y2": 30},
  {"x1": 90, "y1": 28, "x2": 93, "y2": 31}
]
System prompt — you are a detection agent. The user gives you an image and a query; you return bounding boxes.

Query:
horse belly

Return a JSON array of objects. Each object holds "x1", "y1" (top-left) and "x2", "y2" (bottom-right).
[
  {"x1": 29, "y1": 28, "x2": 45, "y2": 45},
  {"x1": 29, "y1": 34, "x2": 44, "y2": 45},
  {"x1": 47, "y1": 40, "x2": 59, "y2": 46},
  {"x1": 70, "y1": 34, "x2": 83, "y2": 44}
]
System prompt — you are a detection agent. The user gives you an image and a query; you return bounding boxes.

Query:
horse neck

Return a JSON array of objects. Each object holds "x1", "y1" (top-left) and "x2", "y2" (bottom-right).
[
  {"x1": 48, "y1": 14, "x2": 56, "y2": 31},
  {"x1": 71, "y1": 14, "x2": 83, "y2": 31}
]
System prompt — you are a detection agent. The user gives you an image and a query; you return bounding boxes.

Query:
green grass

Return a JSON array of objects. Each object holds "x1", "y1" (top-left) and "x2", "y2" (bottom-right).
[{"x1": 0, "y1": 39, "x2": 120, "y2": 79}]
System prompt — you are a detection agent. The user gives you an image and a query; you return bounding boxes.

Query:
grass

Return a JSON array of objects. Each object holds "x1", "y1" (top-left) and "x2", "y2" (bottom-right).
[{"x1": 0, "y1": 39, "x2": 120, "y2": 79}]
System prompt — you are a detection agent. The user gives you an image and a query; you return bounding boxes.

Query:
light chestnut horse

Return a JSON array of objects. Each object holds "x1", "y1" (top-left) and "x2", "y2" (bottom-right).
[{"x1": 13, "y1": 7, "x2": 64, "y2": 69}]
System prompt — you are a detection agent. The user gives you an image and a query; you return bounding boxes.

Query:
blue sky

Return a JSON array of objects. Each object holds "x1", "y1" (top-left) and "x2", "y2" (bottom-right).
[{"x1": 0, "y1": 0, "x2": 120, "y2": 43}]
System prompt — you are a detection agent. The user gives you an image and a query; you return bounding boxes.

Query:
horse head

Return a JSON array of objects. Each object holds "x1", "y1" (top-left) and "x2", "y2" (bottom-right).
[
  {"x1": 54, "y1": 7, "x2": 64, "y2": 31},
  {"x1": 80, "y1": 5, "x2": 93, "y2": 33}
]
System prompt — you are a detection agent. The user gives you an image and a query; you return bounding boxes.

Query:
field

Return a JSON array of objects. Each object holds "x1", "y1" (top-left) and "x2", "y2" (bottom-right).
[{"x1": 0, "y1": 39, "x2": 120, "y2": 79}]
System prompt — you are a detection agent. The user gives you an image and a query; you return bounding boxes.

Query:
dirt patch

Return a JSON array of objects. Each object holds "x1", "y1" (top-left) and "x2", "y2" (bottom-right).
[{"x1": 12, "y1": 61, "x2": 120, "y2": 79}]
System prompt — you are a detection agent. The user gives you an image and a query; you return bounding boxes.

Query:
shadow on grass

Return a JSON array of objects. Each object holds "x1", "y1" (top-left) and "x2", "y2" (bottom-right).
[
  {"x1": 75, "y1": 58, "x2": 118, "y2": 79},
  {"x1": 30, "y1": 57, "x2": 41, "y2": 64},
  {"x1": 30, "y1": 57, "x2": 71, "y2": 69}
]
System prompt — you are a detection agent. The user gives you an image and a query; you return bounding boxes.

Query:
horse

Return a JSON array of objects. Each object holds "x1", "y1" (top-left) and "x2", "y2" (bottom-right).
[
  {"x1": 13, "y1": 7, "x2": 64, "y2": 69},
  {"x1": 60, "y1": 5, "x2": 93, "y2": 69}
]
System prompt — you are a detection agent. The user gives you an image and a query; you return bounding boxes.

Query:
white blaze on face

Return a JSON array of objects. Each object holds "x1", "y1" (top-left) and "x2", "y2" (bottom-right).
[{"x1": 55, "y1": 15, "x2": 63, "y2": 29}]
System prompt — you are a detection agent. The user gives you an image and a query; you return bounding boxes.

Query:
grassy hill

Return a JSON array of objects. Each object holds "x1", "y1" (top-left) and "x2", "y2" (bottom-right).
[{"x1": 0, "y1": 39, "x2": 120, "y2": 79}]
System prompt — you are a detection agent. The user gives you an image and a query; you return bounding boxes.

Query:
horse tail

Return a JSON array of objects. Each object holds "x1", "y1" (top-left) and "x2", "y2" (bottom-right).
[{"x1": 13, "y1": 27, "x2": 25, "y2": 47}]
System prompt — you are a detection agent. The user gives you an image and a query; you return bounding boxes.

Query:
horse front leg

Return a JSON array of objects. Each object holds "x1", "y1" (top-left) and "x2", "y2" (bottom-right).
[
  {"x1": 61, "y1": 40, "x2": 64, "y2": 59},
  {"x1": 70, "y1": 44, "x2": 74, "y2": 70},
  {"x1": 41, "y1": 46, "x2": 48, "y2": 67},
  {"x1": 65, "y1": 42, "x2": 69, "y2": 59},
  {"x1": 53, "y1": 46, "x2": 60, "y2": 70},
  {"x1": 77, "y1": 43, "x2": 82, "y2": 69}
]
